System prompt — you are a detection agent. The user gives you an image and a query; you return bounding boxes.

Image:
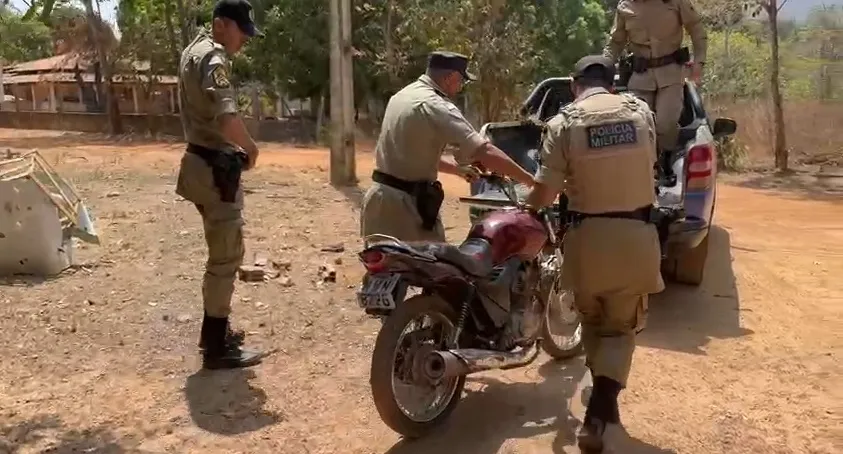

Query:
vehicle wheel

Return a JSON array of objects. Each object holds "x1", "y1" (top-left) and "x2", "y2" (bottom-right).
[
  {"x1": 369, "y1": 294, "x2": 466, "y2": 438},
  {"x1": 665, "y1": 232, "x2": 710, "y2": 286},
  {"x1": 539, "y1": 278, "x2": 584, "y2": 360}
]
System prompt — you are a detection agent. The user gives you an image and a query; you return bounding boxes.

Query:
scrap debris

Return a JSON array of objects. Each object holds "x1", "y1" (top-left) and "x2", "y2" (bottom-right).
[{"x1": 238, "y1": 252, "x2": 288, "y2": 282}]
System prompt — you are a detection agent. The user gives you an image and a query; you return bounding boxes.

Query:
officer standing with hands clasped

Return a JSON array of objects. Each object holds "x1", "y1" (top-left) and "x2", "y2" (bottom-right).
[
  {"x1": 603, "y1": 0, "x2": 707, "y2": 183},
  {"x1": 524, "y1": 56, "x2": 664, "y2": 453},
  {"x1": 360, "y1": 51, "x2": 535, "y2": 243},
  {"x1": 175, "y1": 0, "x2": 264, "y2": 370}
]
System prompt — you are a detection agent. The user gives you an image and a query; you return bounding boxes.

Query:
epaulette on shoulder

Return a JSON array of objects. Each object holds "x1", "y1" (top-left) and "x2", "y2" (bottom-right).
[{"x1": 560, "y1": 103, "x2": 585, "y2": 120}]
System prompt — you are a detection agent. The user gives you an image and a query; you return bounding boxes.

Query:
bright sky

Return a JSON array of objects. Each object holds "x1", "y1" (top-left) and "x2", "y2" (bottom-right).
[{"x1": 8, "y1": 0, "x2": 118, "y2": 25}]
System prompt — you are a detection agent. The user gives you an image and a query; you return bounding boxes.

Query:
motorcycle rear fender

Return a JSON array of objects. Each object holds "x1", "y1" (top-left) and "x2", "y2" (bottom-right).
[{"x1": 371, "y1": 249, "x2": 470, "y2": 288}]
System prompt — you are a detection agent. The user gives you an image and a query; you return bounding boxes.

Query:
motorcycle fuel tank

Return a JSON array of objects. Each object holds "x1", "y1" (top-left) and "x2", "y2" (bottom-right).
[{"x1": 467, "y1": 208, "x2": 548, "y2": 264}]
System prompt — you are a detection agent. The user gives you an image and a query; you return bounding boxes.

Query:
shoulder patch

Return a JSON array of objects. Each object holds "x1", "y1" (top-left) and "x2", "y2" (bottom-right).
[
  {"x1": 587, "y1": 121, "x2": 638, "y2": 149},
  {"x1": 211, "y1": 65, "x2": 230, "y2": 89}
]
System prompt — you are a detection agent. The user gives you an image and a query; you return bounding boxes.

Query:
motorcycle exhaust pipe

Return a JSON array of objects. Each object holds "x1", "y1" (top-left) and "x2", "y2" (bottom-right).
[{"x1": 423, "y1": 342, "x2": 541, "y2": 379}]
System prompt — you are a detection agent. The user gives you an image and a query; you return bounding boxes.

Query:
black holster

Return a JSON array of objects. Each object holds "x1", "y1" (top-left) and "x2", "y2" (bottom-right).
[
  {"x1": 187, "y1": 143, "x2": 248, "y2": 203},
  {"x1": 372, "y1": 170, "x2": 444, "y2": 231},
  {"x1": 618, "y1": 54, "x2": 634, "y2": 87}
]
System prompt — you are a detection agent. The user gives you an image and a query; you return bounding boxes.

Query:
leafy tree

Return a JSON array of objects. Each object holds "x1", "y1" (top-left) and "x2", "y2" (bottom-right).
[{"x1": 0, "y1": 6, "x2": 54, "y2": 63}]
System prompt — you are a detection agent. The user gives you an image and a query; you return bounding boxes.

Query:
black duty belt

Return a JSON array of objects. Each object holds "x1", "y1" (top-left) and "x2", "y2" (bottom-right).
[
  {"x1": 632, "y1": 47, "x2": 691, "y2": 73},
  {"x1": 569, "y1": 205, "x2": 653, "y2": 223},
  {"x1": 186, "y1": 143, "x2": 247, "y2": 203},
  {"x1": 187, "y1": 143, "x2": 221, "y2": 159},
  {"x1": 371, "y1": 170, "x2": 444, "y2": 231},
  {"x1": 371, "y1": 170, "x2": 431, "y2": 194}
]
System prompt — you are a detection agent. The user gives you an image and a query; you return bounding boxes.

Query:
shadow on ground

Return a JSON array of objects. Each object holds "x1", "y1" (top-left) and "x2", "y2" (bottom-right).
[
  {"x1": 184, "y1": 368, "x2": 282, "y2": 435},
  {"x1": 335, "y1": 182, "x2": 365, "y2": 210},
  {"x1": 640, "y1": 225, "x2": 754, "y2": 355},
  {"x1": 727, "y1": 170, "x2": 843, "y2": 203},
  {"x1": 383, "y1": 358, "x2": 583, "y2": 454},
  {"x1": 0, "y1": 414, "x2": 135, "y2": 453}
]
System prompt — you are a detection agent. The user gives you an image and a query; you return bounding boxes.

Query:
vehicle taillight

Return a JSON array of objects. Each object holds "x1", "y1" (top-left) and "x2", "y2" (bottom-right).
[
  {"x1": 360, "y1": 250, "x2": 386, "y2": 272},
  {"x1": 687, "y1": 144, "x2": 713, "y2": 179}
]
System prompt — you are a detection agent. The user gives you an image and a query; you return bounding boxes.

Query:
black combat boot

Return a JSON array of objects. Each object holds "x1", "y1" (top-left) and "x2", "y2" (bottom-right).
[
  {"x1": 659, "y1": 149, "x2": 678, "y2": 187},
  {"x1": 201, "y1": 315, "x2": 264, "y2": 370},
  {"x1": 198, "y1": 312, "x2": 245, "y2": 350},
  {"x1": 578, "y1": 376, "x2": 623, "y2": 453}
]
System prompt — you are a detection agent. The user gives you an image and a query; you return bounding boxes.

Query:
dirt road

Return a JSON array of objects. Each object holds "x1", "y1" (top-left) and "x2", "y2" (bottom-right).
[{"x1": 0, "y1": 130, "x2": 840, "y2": 454}]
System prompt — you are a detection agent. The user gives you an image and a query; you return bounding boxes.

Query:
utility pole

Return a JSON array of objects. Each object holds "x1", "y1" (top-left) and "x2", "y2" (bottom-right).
[
  {"x1": 0, "y1": 60, "x2": 5, "y2": 106},
  {"x1": 329, "y1": 0, "x2": 356, "y2": 186}
]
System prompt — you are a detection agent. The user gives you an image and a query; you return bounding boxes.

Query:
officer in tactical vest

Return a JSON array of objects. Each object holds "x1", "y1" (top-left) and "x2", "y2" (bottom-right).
[
  {"x1": 361, "y1": 51, "x2": 535, "y2": 243},
  {"x1": 525, "y1": 55, "x2": 665, "y2": 452},
  {"x1": 175, "y1": 0, "x2": 263, "y2": 370},
  {"x1": 604, "y1": 0, "x2": 707, "y2": 184}
]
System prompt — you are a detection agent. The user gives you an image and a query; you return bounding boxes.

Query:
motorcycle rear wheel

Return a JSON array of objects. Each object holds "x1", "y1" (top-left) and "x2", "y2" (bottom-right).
[{"x1": 369, "y1": 294, "x2": 466, "y2": 438}]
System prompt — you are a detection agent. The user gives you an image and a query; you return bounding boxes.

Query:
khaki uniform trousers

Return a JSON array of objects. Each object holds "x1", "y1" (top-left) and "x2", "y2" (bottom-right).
[
  {"x1": 360, "y1": 183, "x2": 445, "y2": 243},
  {"x1": 630, "y1": 83, "x2": 684, "y2": 151},
  {"x1": 175, "y1": 151, "x2": 245, "y2": 318},
  {"x1": 562, "y1": 217, "x2": 664, "y2": 387}
]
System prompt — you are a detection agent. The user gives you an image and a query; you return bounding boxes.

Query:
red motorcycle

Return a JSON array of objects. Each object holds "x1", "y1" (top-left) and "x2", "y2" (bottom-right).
[{"x1": 356, "y1": 172, "x2": 582, "y2": 438}]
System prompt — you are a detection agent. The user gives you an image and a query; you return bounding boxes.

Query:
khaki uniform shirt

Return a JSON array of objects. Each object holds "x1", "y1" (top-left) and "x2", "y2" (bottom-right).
[
  {"x1": 374, "y1": 75, "x2": 487, "y2": 182},
  {"x1": 178, "y1": 28, "x2": 238, "y2": 151},
  {"x1": 536, "y1": 87, "x2": 663, "y2": 295},
  {"x1": 604, "y1": 0, "x2": 707, "y2": 90}
]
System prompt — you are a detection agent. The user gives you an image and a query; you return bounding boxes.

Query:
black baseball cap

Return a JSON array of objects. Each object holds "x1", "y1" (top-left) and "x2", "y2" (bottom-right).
[
  {"x1": 572, "y1": 55, "x2": 616, "y2": 81},
  {"x1": 428, "y1": 51, "x2": 477, "y2": 81},
  {"x1": 213, "y1": 0, "x2": 262, "y2": 38}
]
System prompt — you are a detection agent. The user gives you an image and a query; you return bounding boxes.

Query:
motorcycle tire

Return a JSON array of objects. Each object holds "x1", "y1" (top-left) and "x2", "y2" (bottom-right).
[
  {"x1": 539, "y1": 295, "x2": 584, "y2": 360},
  {"x1": 369, "y1": 294, "x2": 466, "y2": 439}
]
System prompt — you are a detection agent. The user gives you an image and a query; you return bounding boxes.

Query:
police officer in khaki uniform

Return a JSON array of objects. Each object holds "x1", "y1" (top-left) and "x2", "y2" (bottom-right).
[
  {"x1": 525, "y1": 56, "x2": 664, "y2": 452},
  {"x1": 604, "y1": 0, "x2": 707, "y2": 182},
  {"x1": 361, "y1": 51, "x2": 535, "y2": 243},
  {"x1": 175, "y1": 0, "x2": 263, "y2": 370}
]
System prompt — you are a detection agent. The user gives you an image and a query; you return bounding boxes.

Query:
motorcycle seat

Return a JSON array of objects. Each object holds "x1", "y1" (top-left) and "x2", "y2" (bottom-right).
[
  {"x1": 364, "y1": 235, "x2": 494, "y2": 276},
  {"x1": 428, "y1": 238, "x2": 494, "y2": 277}
]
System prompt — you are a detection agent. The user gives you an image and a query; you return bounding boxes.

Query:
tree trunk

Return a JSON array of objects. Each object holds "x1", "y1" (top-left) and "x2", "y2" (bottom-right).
[
  {"x1": 175, "y1": 0, "x2": 190, "y2": 49},
  {"x1": 316, "y1": 91, "x2": 326, "y2": 143},
  {"x1": 384, "y1": 0, "x2": 398, "y2": 88},
  {"x1": 768, "y1": 2, "x2": 787, "y2": 172},
  {"x1": 164, "y1": 2, "x2": 181, "y2": 70},
  {"x1": 84, "y1": 0, "x2": 122, "y2": 134}
]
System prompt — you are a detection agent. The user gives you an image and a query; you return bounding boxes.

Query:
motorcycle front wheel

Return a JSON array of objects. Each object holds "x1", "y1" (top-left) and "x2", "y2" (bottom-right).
[{"x1": 369, "y1": 294, "x2": 466, "y2": 438}]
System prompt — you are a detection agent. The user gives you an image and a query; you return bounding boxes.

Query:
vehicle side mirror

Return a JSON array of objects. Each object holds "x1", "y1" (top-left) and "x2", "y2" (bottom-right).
[{"x1": 712, "y1": 118, "x2": 737, "y2": 139}]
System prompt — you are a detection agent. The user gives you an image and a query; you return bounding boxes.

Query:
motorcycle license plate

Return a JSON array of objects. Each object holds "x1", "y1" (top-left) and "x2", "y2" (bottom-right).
[{"x1": 357, "y1": 273, "x2": 402, "y2": 310}]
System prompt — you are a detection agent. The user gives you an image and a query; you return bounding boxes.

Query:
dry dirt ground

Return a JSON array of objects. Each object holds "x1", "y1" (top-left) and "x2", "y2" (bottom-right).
[{"x1": 0, "y1": 129, "x2": 841, "y2": 454}]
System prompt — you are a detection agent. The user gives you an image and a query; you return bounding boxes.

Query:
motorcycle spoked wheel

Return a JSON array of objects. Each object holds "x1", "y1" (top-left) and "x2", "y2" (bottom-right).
[
  {"x1": 369, "y1": 294, "x2": 466, "y2": 438},
  {"x1": 539, "y1": 278, "x2": 584, "y2": 360}
]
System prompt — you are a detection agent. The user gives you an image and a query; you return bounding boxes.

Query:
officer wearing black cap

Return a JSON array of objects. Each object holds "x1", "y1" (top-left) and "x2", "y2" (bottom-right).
[
  {"x1": 175, "y1": 0, "x2": 264, "y2": 370},
  {"x1": 361, "y1": 50, "x2": 534, "y2": 244},
  {"x1": 525, "y1": 55, "x2": 663, "y2": 452}
]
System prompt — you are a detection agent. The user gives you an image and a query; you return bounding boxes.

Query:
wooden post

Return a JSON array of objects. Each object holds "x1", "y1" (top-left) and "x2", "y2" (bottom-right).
[
  {"x1": 340, "y1": 0, "x2": 356, "y2": 183},
  {"x1": 132, "y1": 85, "x2": 139, "y2": 113},
  {"x1": 330, "y1": 0, "x2": 343, "y2": 184},
  {"x1": 251, "y1": 85, "x2": 261, "y2": 120},
  {"x1": 168, "y1": 87, "x2": 175, "y2": 114},
  {"x1": 49, "y1": 83, "x2": 57, "y2": 112},
  {"x1": 329, "y1": 0, "x2": 355, "y2": 186},
  {"x1": 0, "y1": 61, "x2": 5, "y2": 103},
  {"x1": 30, "y1": 84, "x2": 37, "y2": 111},
  {"x1": 13, "y1": 84, "x2": 20, "y2": 112}
]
